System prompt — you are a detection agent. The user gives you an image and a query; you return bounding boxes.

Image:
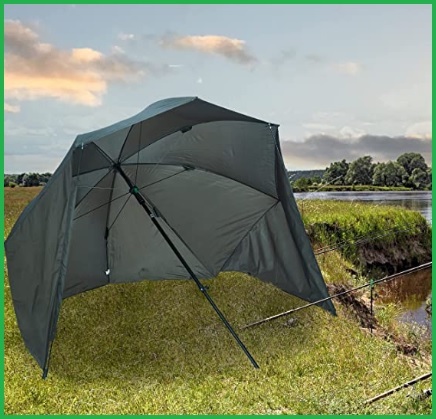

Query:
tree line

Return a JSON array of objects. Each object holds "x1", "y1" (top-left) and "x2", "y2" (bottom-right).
[
  {"x1": 291, "y1": 152, "x2": 431, "y2": 191},
  {"x1": 4, "y1": 152, "x2": 432, "y2": 191},
  {"x1": 4, "y1": 172, "x2": 52, "y2": 188}
]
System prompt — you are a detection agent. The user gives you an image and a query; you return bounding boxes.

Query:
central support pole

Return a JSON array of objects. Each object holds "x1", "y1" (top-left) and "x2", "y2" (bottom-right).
[{"x1": 113, "y1": 163, "x2": 259, "y2": 369}]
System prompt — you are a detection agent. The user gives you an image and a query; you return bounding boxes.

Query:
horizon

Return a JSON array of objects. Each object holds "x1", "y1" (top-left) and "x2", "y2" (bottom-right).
[{"x1": 5, "y1": 154, "x2": 432, "y2": 176}]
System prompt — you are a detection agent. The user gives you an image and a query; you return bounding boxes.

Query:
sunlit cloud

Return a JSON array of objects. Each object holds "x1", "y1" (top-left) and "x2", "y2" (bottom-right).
[
  {"x1": 4, "y1": 20, "x2": 153, "y2": 106},
  {"x1": 160, "y1": 34, "x2": 257, "y2": 65},
  {"x1": 405, "y1": 121, "x2": 432, "y2": 140}
]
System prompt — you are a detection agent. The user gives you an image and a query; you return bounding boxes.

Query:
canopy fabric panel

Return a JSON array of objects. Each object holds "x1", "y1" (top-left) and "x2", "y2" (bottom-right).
[
  {"x1": 122, "y1": 120, "x2": 278, "y2": 197},
  {"x1": 5, "y1": 152, "x2": 77, "y2": 367},
  {"x1": 140, "y1": 168, "x2": 277, "y2": 275},
  {"x1": 222, "y1": 203, "x2": 333, "y2": 312}
]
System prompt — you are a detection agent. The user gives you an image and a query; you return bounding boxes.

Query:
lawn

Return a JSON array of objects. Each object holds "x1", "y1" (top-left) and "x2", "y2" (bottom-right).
[{"x1": 4, "y1": 187, "x2": 432, "y2": 414}]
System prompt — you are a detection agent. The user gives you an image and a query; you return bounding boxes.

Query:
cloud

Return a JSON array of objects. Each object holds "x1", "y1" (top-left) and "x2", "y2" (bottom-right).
[
  {"x1": 405, "y1": 121, "x2": 432, "y2": 139},
  {"x1": 281, "y1": 134, "x2": 432, "y2": 168},
  {"x1": 338, "y1": 126, "x2": 366, "y2": 139},
  {"x1": 4, "y1": 20, "x2": 157, "y2": 106},
  {"x1": 4, "y1": 102, "x2": 20, "y2": 113},
  {"x1": 160, "y1": 34, "x2": 257, "y2": 65},
  {"x1": 333, "y1": 61, "x2": 361, "y2": 75}
]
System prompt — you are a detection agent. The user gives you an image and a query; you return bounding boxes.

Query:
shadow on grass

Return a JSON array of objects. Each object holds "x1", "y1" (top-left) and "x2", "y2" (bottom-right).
[{"x1": 47, "y1": 273, "x2": 324, "y2": 383}]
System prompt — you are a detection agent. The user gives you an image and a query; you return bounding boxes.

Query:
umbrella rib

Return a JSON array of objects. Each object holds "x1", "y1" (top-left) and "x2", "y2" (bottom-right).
[
  {"x1": 134, "y1": 123, "x2": 142, "y2": 184},
  {"x1": 73, "y1": 164, "x2": 112, "y2": 178},
  {"x1": 73, "y1": 192, "x2": 130, "y2": 221},
  {"x1": 75, "y1": 168, "x2": 114, "y2": 208},
  {"x1": 117, "y1": 124, "x2": 135, "y2": 163},
  {"x1": 106, "y1": 194, "x2": 132, "y2": 233}
]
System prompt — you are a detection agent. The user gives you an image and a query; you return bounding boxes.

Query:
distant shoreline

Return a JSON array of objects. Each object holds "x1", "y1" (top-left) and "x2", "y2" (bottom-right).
[{"x1": 291, "y1": 184, "x2": 419, "y2": 193}]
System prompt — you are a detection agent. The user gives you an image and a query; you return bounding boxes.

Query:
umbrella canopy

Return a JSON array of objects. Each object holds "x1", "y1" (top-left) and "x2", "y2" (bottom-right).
[{"x1": 5, "y1": 97, "x2": 335, "y2": 375}]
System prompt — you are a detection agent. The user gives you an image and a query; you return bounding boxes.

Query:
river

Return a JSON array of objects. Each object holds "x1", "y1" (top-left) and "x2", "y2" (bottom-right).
[{"x1": 294, "y1": 190, "x2": 432, "y2": 335}]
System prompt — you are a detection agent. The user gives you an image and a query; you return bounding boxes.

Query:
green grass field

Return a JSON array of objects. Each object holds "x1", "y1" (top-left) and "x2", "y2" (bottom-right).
[{"x1": 4, "y1": 187, "x2": 432, "y2": 414}]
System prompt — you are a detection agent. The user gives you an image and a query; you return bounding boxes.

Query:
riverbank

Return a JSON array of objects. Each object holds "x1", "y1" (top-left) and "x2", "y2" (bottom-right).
[
  {"x1": 4, "y1": 188, "x2": 432, "y2": 414},
  {"x1": 300, "y1": 200, "x2": 431, "y2": 276},
  {"x1": 300, "y1": 199, "x2": 432, "y2": 365}
]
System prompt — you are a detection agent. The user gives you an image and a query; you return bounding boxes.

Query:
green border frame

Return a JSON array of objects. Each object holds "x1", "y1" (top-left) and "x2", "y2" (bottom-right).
[
  {"x1": 1, "y1": 4, "x2": 5, "y2": 416},
  {"x1": 1, "y1": 1, "x2": 433, "y2": 417}
]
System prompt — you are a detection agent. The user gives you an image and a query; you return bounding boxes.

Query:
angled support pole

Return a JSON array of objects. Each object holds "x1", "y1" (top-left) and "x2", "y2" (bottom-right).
[
  {"x1": 113, "y1": 163, "x2": 259, "y2": 369},
  {"x1": 364, "y1": 372, "x2": 432, "y2": 405}
]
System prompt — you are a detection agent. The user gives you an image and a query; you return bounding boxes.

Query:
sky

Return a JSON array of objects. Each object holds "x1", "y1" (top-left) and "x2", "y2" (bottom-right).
[{"x1": 4, "y1": 4, "x2": 432, "y2": 173}]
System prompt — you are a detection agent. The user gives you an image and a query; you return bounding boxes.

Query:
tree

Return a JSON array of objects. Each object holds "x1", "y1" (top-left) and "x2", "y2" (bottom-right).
[
  {"x1": 4, "y1": 175, "x2": 14, "y2": 187},
  {"x1": 397, "y1": 153, "x2": 428, "y2": 188},
  {"x1": 372, "y1": 161, "x2": 407, "y2": 187},
  {"x1": 22, "y1": 173, "x2": 40, "y2": 187},
  {"x1": 410, "y1": 168, "x2": 430, "y2": 190},
  {"x1": 323, "y1": 160, "x2": 349, "y2": 185},
  {"x1": 345, "y1": 156, "x2": 374, "y2": 185},
  {"x1": 39, "y1": 172, "x2": 52, "y2": 184},
  {"x1": 292, "y1": 177, "x2": 310, "y2": 191},
  {"x1": 17, "y1": 173, "x2": 26, "y2": 185},
  {"x1": 397, "y1": 153, "x2": 428, "y2": 175}
]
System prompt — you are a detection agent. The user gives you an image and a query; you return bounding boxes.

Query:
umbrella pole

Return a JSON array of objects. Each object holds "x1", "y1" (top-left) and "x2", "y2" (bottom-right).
[{"x1": 114, "y1": 164, "x2": 259, "y2": 369}]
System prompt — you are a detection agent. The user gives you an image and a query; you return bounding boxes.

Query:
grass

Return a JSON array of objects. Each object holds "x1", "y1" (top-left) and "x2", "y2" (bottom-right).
[{"x1": 4, "y1": 187, "x2": 432, "y2": 414}]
